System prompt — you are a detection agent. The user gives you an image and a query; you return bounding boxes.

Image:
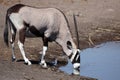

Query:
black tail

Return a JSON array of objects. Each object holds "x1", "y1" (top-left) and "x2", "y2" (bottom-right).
[{"x1": 4, "y1": 11, "x2": 9, "y2": 47}]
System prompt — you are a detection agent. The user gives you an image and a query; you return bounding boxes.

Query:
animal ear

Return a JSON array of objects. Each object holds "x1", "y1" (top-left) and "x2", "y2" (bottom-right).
[{"x1": 67, "y1": 41, "x2": 72, "y2": 50}]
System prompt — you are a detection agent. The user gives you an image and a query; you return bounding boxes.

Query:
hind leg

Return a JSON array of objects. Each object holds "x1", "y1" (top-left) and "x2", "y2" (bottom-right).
[
  {"x1": 9, "y1": 13, "x2": 31, "y2": 65},
  {"x1": 10, "y1": 26, "x2": 16, "y2": 61},
  {"x1": 18, "y1": 28, "x2": 31, "y2": 65},
  {"x1": 10, "y1": 34, "x2": 16, "y2": 61}
]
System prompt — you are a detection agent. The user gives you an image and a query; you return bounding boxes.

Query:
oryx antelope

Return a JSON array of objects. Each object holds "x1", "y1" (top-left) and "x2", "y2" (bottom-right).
[{"x1": 4, "y1": 4, "x2": 80, "y2": 75}]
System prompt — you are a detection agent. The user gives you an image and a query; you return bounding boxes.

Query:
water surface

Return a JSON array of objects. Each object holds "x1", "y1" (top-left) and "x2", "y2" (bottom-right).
[{"x1": 60, "y1": 41, "x2": 120, "y2": 80}]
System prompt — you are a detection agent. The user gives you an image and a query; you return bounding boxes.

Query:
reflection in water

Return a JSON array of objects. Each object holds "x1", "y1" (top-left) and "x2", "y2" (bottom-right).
[{"x1": 60, "y1": 41, "x2": 120, "y2": 80}]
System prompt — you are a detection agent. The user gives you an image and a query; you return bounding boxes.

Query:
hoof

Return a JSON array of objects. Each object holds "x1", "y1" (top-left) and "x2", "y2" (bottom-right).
[
  {"x1": 12, "y1": 57, "x2": 16, "y2": 62},
  {"x1": 25, "y1": 61, "x2": 32, "y2": 65},
  {"x1": 39, "y1": 60, "x2": 47, "y2": 68},
  {"x1": 25, "y1": 59, "x2": 32, "y2": 65},
  {"x1": 27, "y1": 61, "x2": 32, "y2": 65}
]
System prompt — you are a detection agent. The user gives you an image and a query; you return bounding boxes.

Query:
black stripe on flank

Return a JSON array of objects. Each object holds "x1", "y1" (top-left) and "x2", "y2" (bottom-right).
[
  {"x1": 24, "y1": 22, "x2": 46, "y2": 37},
  {"x1": 29, "y1": 26, "x2": 45, "y2": 37}
]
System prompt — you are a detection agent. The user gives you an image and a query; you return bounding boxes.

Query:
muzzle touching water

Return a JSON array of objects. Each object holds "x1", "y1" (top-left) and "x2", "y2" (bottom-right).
[
  {"x1": 69, "y1": 49, "x2": 80, "y2": 75},
  {"x1": 73, "y1": 63, "x2": 80, "y2": 75}
]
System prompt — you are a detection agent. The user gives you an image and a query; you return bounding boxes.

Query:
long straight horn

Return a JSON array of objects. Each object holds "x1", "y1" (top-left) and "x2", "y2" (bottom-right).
[
  {"x1": 73, "y1": 13, "x2": 80, "y2": 49},
  {"x1": 72, "y1": 13, "x2": 81, "y2": 75}
]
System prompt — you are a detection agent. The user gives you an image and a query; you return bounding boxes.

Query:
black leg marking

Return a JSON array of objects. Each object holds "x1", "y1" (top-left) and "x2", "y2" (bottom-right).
[{"x1": 39, "y1": 36, "x2": 49, "y2": 68}]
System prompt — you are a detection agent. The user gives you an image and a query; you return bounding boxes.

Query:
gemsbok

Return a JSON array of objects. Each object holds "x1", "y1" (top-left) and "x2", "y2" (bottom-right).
[{"x1": 4, "y1": 4, "x2": 80, "y2": 75}]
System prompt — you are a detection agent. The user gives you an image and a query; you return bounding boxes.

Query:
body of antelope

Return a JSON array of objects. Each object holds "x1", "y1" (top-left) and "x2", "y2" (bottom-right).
[{"x1": 4, "y1": 4, "x2": 80, "y2": 75}]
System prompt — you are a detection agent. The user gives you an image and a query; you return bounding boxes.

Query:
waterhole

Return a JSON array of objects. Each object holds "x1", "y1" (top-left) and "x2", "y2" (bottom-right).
[{"x1": 60, "y1": 41, "x2": 120, "y2": 80}]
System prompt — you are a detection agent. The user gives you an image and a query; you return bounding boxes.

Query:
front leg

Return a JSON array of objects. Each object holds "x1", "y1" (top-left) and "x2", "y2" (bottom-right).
[
  {"x1": 40, "y1": 46, "x2": 48, "y2": 68},
  {"x1": 39, "y1": 37, "x2": 48, "y2": 68}
]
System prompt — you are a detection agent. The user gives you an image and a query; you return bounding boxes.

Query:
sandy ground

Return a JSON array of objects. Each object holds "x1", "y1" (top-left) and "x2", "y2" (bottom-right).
[{"x1": 0, "y1": 0, "x2": 120, "y2": 80}]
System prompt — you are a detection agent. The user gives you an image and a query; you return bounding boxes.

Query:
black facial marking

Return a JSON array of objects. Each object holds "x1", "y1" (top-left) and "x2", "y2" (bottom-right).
[
  {"x1": 67, "y1": 41, "x2": 72, "y2": 50},
  {"x1": 72, "y1": 51, "x2": 80, "y2": 64}
]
